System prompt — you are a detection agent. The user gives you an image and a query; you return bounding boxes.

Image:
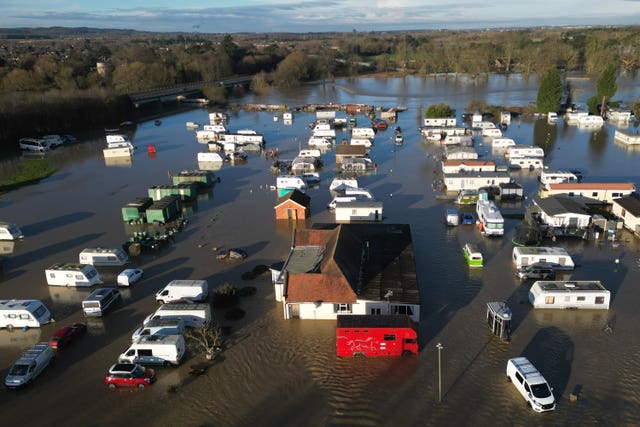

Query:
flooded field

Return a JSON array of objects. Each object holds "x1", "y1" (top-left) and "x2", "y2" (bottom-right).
[{"x1": 1, "y1": 74, "x2": 640, "y2": 426}]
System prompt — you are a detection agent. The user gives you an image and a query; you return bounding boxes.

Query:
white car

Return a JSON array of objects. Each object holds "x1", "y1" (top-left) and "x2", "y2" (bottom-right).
[{"x1": 117, "y1": 268, "x2": 144, "y2": 287}]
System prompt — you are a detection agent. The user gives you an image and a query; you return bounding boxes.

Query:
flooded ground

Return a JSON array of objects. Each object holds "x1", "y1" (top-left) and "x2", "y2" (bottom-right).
[{"x1": 1, "y1": 74, "x2": 640, "y2": 426}]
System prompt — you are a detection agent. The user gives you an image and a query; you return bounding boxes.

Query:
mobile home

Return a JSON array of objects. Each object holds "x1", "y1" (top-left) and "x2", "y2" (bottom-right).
[
  {"x1": 540, "y1": 170, "x2": 579, "y2": 187},
  {"x1": 79, "y1": 247, "x2": 129, "y2": 266},
  {"x1": 45, "y1": 263, "x2": 103, "y2": 287},
  {"x1": 0, "y1": 222, "x2": 24, "y2": 240},
  {"x1": 276, "y1": 176, "x2": 307, "y2": 191},
  {"x1": 509, "y1": 157, "x2": 544, "y2": 170},
  {"x1": 0, "y1": 300, "x2": 52, "y2": 329},
  {"x1": 423, "y1": 117, "x2": 457, "y2": 127},
  {"x1": 507, "y1": 145, "x2": 544, "y2": 158},
  {"x1": 529, "y1": 280, "x2": 610, "y2": 309},
  {"x1": 492, "y1": 138, "x2": 516, "y2": 148},
  {"x1": 512, "y1": 246, "x2": 575, "y2": 270},
  {"x1": 476, "y1": 199, "x2": 504, "y2": 236},
  {"x1": 482, "y1": 128, "x2": 503, "y2": 138},
  {"x1": 351, "y1": 127, "x2": 375, "y2": 138}
]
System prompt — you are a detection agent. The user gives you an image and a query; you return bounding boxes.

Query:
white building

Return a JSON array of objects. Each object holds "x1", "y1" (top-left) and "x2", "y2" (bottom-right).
[{"x1": 444, "y1": 171, "x2": 512, "y2": 192}]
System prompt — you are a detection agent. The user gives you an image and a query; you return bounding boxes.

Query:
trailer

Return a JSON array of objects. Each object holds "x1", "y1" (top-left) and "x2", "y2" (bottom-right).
[
  {"x1": 336, "y1": 315, "x2": 418, "y2": 357},
  {"x1": 512, "y1": 246, "x2": 575, "y2": 270},
  {"x1": 45, "y1": 263, "x2": 103, "y2": 287},
  {"x1": 147, "y1": 183, "x2": 199, "y2": 201},
  {"x1": 529, "y1": 280, "x2": 610, "y2": 309},
  {"x1": 172, "y1": 170, "x2": 215, "y2": 188}
]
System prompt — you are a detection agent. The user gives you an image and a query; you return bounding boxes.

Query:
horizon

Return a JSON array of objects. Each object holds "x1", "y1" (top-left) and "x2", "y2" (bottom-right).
[{"x1": 0, "y1": 1, "x2": 638, "y2": 34}]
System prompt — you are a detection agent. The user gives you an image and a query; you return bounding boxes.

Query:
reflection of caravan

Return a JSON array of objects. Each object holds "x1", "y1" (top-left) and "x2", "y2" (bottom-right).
[
  {"x1": 512, "y1": 247, "x2": 575, "y2": 270},
  {"x1": 79, "y1": 247, "x2": 129, "y2": 266},
  {"x1": 45, "y1": 263, "x2": 103, "y2": 287},
  {"x1": 0, "y1": 300, "x2": 52, "y2": 329},
  {"x1": 509, "y1": 157, "x2": 544, "y2": 170},
  {"x1": 528, "y1": 280, "x2": 610, "y2": 309}
]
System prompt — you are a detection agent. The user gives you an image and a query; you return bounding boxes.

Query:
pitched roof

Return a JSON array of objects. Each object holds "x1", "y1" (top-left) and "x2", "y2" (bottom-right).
[
  {"x1": 285, "y1": 224, "x2": 420, "y2": 305},
  {"x1": 274, "y1": 189, "x2": 310, "y2": 208},
  {"x1": 548, "y1": 182, "x2": 636, "y2": 191},
  {"x1": 336, "y1": 145, "x2": 367, "y2": 155},
  {"x1": 534, "y1": 196, "x2": 590, "y2": 216},
  {"x1": 613, "y1": 195, "x2": 640, "y2": 216}
]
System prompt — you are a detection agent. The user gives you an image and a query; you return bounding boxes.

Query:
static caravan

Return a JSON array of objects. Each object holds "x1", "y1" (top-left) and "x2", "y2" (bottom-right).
[
  {"x1": 106, "y1": 134, "x2": 134, "y2": 150},
  {"x1": 299, "y1": 149, "x2": 322, "y2": 158},
  {"x1": 0, "y1": 300, "x2": 52, "y2": 329},
  {"x1": 312, "y1": 127, "x2": 336, "y2": 138},
  {"x1": 492, "y1": 138, "x2": 516, "y2": 148},
  {"x1": 472, "y1": 121, "x2": 496, "y2": 129},
  {"x1": 512, "y1": 246, "x2": 575, "y2": 270},
  {"x1": 197, "y1": 152, "x2": 226, "y2": 163},
  {"x1": 45, "y1": 263, "x2": 103, "y2": 287},
  {"x1": 443, "y1": 134, "x2": 473, "y2": 145},
  {"x1": 351, "y1": 127, "x2": 375, "y2": 138},
  {"x1": 276, "y1": 176, "x2": 307, "y2": 191},
  {"x1": 350, "y1": 138, "x2": 373, "y2": 148},
  {"x1": 509, "y1": 157, "x2": 544, "y2": 170},
  {"x1": 330, "y1": 178, "x2": 359, "y2": 191},
  {"x1": 308, "y1": 137, "x2": 332, "y2": 148},
  {"x1": 482, "y1": 128, "x2": 503, "y2": 138},
  {"x1": 529, "y1": 281, "x2": 610, "y2": 309},
  {"x1": 79, "y1": 247, "x2": 129, "y2": 267},
  {"x1": 476, "y1": 199, "x2": 504, "y2": 236},
  {"x1": 540, "y1": 171, "x2": 579, "y2": 186},
  {"x1": 507, "y1": 145, "x2": 544, "y2": 158},
  {"x1": 102, "y1": 147, "x2": 132, "y2": 158},
  {"x1": 578, "y1": 115, "x2": 604, "y2": 126},
  {"x1": 423, "y1": 117, "x2": 457, "y2": 127},
  {"x1": 0, "y1": 222, "x2": 23, "y2": 240}
]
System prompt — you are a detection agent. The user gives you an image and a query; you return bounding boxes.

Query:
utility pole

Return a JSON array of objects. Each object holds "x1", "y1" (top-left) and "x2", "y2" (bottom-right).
[{"x1": 436, "y1": 343, "x2": 443, "y2": 403}]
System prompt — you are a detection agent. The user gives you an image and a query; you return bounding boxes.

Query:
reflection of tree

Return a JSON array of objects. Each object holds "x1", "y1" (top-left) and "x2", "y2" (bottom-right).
[
  {"x1": 588, "y1": 126, "x2": 609, "y2": 156},
  {"x1": 533, "y1": 119, "x2": 557, "y2": 153}
]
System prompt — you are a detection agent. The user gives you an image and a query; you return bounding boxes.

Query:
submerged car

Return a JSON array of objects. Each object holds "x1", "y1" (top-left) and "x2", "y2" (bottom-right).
[
  {"x1": 48, "y1": 323, "x2": 87, "y2": 350},
  {"x1": 516, "y1": 262, "x2": 557, "y2": 280},
  {"x1": 105, "y1": 363, "x2": 156, "y2": 389},
  {"x1": 117, "y1": 268, "x2": 144, "y2": 286},
  {"x1": 216, "y1": 248, "x2": 248, "y2": 261}
]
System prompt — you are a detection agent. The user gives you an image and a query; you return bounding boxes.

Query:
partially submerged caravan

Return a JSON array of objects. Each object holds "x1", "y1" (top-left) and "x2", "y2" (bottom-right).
[
  {"x1": 540, "y1": 170, "x2": 579, "y2": 186},
  {"x1": 529, "y1": 280, "x2": 610, "y2": 309},
  {"x1": 0, "y1": 300, "x2": 52, "y2": 329},
  {"x1": 507, "y1": 145, "x2": 544, "y2": 158},
  {"x1": 79, "y1": 247, "x2": 130, "y2": 267},
  {"x1": 512, "y1": 246, "x2": 575, "y2": 270},
  {"x1": 0, "y1": 222, "x2": 23, "y2": 240},
  {"x1": 45, "y1": 263, "x2": 103, "y2": 287}
]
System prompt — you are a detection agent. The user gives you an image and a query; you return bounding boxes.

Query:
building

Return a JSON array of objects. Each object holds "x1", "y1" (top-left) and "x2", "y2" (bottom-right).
[
  {"x1": 540, "y1": 182, "x2": 636, "y2": 203},
  {"x1": 272, "y1": 224, "x2": 420, "y2": 322},
  {"x1": 443, "y1": 171, "x2": 512, "y2": 192},
  {"x1": 442, "y1": 160, "x2": 495, "y2": 174},
  {"x1": 335, "y1": 200, "x2": 383, "y2": 222},
  {"x1": 274, "y1": 189, "x2": 311, "y2": 220},
  {"x1": 532, "y1": 196, "x2": 592, "y2": 229},
  {"x1": 444, "y1": 146, "x2": 478, "y2": 160},
  {"x1": 612, "y1": 195, "x2": 640, "y2": 234}
]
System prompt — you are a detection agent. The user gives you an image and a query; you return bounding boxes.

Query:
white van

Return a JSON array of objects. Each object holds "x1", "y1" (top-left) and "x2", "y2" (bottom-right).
[
  {"x1": 79, "y1": 247, "x2": 129, "y2": 266},
  {"x1": 0, "y1": 300, "x2": 52, "y2": 329},
  {"x1": 351, "y1": 127, "x2": 375, "y2": 138},
  {"x1": 0, "y1": 222, "x2": 24, "y2": 240},
  {"x1": 45, "y1": 263, "x2": 103, "y2": 287},
  {"x1": 506, "y1": 357, "x2": 556, "y2": 412},
  {"x1": 144, "y1": 303, "x2": 212, "y2": 328},
  {"x1": 131, "y1": 317, "x2": 185, "y2": 342},
  {"x1": 118, "y1": 335, "x2": 185, "y2": 366},
  {"x1": 82, "y1": 287, "x2": 121, "y2": 317},
  {"x1": 155, "y1": 280, "x2": 209, "y2": 304},
  {"x1": 5, "y1": 343, "x2": 55, "y2": 389}
]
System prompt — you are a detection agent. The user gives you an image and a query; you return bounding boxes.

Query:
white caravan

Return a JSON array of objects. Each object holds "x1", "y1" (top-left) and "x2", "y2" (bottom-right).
[
  {"x1": 540, "y1": 170, "x2": 579, "y2": 186},
  {"x1": 45, "y1": 263, "x2": 103, "y2": 287},
  {"x1": 0, "y1": 222, "x2": 24, "y2": 240},
  {"x1": 79, "y1": 247, "x2": 129, "y2": 266},
  {"x1": 528, "y1": 280, "x2": 610, "y2": 309},
  {"x1": 512, "y1": 246, "x2": 575, "y2": 270},
  {"x1": 0, "y1": 300, "x2": 52, "y2": 329},
  {"x1": 509, "y1": 157, "x2": 544, "y2": 170},
  {"x1": 351, "y1": 127, "x2": 375, "y2": 138},
  {"x1": 507, "y1": 145, "x2": 544, "y2": 158},
  {"x1": 276, "y1": 176, "x2": 307, "y2": 190},
  {"x1": 476, "y1": 199, "x2": 504, "y2": 236}
]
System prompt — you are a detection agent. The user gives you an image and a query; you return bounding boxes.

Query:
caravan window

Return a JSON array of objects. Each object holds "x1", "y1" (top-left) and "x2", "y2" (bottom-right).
[
  {"x1": 49, "y1": 273, "x2": 56, "y2": 278},
  {"x1": 86, "y1": 269, "x2": 97, "y2": 279},
  {"x1": 20, "y1": 314, "x2": 30, "y2": 319},
  {"x1": 596, "y1": 297, "x2": 605, "y2": 304},
  {"x1": 545, "y1": 296, "x2": 555, "y2": 304},
  {"x1": 394, "y1": 305, "x2": 414, "y2": 316},
  {"x1": 33, "y1": 306, "x2": 47, "y2": 318},
  {"x1": 75, "y1": 274, "x2": 84, "y2": 280}
]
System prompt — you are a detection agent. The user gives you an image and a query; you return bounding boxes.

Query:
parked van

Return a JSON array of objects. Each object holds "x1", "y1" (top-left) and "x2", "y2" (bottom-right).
[
  {"x1": 144, "y1": 303, "x2": 212, "y2": 328},
  {"x1": 19, "y1": 137, "x2": 50, "y2": 152},
  {"x1": 0, "y1": 222, "x2": 24, "y2": 240},
  {"x1": 131, "y1": 317, "x2": 185, "y2": 342},
  {"x1": 506, "y1": 357, "x2": 556, "y2": 412},
  {"x1": 118, "y1": 335, "x2": 186, "y2": 366},
  {"x1": 43, "y1": 134, "x2": 64, "y2": 147},
  {"x1": 5, "y1": 343, "x2": 55, "y2": 389},
  {"x1": 45, "y1": 263, "x2": 103, "y2": 287},
  {"x1": 0, "y1": 300, "x2": 52, "y2": 329},
  {"x1": 155, "y1": 280, "x2": 209, "y2": 304},
  {"x1": 82, "y1": 287, "x2": 121, "y2": 317},
  {"x1": 79, "y1": 247, "x2": 129, "y2": 266}
]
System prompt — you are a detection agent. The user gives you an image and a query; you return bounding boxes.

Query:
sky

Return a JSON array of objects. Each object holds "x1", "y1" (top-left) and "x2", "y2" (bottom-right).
[{"x1": 0, "y1": 0, "x2": 638, "y2": 33}]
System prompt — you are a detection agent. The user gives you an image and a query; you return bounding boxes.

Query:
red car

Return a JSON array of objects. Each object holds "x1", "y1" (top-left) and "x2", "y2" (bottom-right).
[
  {"x1": 48, "y1": 322, "x2": 87, "y2": 350},
  {"x1": 105, "y1": 363, "x2": 156, "y2": 389},
  {"x1": 372, "y1": 120, "x2": 388, "y2": 130}
]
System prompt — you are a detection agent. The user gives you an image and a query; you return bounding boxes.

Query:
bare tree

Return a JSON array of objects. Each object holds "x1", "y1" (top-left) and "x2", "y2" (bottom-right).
[{"x1": 185, "y1": 322, "x2": 223, "y2": 360}]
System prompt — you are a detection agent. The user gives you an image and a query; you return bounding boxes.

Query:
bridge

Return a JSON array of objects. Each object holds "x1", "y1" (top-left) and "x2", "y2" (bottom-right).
[{"x1": 128, "y1": 75, "x2": 253, "y2": 106}]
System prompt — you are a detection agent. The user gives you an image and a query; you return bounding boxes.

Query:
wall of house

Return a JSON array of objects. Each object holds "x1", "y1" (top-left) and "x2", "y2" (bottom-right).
[
  {"x1": 284, "y1": 300, "x2": 420, "y2": 322},
  {"x1": 335, "y1": 206, "x2": 382, "y2": 222},
  {"x1": 612, "y1": 204, "x2": 640, "y2": 234},
  {"x1": 543, "y1": 188, "x2": 634, "y2": 203},
  {"x1": 275, "y1": 203, "x2": 307, "y2": 220}
]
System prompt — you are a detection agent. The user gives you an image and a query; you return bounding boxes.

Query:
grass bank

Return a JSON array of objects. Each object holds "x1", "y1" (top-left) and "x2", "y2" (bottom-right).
[{"x1": 0, "y1": 159, "x2": 57, "y2": 195}]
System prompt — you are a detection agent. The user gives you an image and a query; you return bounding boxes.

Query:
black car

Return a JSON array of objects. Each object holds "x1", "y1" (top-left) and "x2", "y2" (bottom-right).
[{"x1": 516, "y1": 262, "x2": 557, "y2": 280}]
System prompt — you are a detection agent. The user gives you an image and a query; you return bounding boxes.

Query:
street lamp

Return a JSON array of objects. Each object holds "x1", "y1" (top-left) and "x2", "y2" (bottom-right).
[
  {"x1": 384, "y1": 290, "x2": 393, "y2": 315},
  {"x1": 436, "y1": 342, "x2": 443, "y2": 403}
]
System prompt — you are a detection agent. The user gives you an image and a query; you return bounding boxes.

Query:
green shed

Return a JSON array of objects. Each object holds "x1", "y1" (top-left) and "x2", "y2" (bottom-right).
[
  {"x1": 145, "y1": 195, "x2": 183, "y2": 223},
  {"x1": 172, "y1": 170, "x2": 215, "y2": 187},
  {"x1": 148, "y1": 183, "x2": 199, "y2": 201},
  {"x1": 121, "y1": 197, "x2": 154, "y2": 222}
]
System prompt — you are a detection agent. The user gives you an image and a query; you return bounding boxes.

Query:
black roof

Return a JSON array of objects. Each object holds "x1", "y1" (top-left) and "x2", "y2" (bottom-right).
[
  {"x1": 534, "y1": 196, "x2": 589, "y2": 216},
  {"x1": 275, "y1": 189, "x2": 311, "y2": 207},
  {"x1": 614, "y1": 195, "x2": 640, "y2": 216}
]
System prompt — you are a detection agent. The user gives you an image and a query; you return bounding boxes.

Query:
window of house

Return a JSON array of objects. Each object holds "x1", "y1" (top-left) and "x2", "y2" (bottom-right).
[
  {"x1": 592, "y1": 192, "x2": 598, "y2": 197},
  {"x1": 333, "y1": 303, "x2": 352, "y2": 313},
  {"x1": 393, "y1": 305, "x2": 414, "y2": 316},
  {"x1": 370, "y1": 308, "x2": 381, "y2": 315}
]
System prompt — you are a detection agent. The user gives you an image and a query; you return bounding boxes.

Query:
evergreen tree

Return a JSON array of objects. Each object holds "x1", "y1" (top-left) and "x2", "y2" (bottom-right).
[
  {"x1": 536, "y1": 68, "x2": 563, "y2": 113},
  {"x1": 595, "y1": 64, "x2": 618, "y2": 115},
  {"x1": 425, "y1": 103, "x2": 453, "y2": 118}
]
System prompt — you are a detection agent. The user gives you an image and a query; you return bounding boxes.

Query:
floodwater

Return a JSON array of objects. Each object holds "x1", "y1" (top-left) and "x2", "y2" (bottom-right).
[{"x1": 1, "y1": 74, "x2": 640, "y2": 426}]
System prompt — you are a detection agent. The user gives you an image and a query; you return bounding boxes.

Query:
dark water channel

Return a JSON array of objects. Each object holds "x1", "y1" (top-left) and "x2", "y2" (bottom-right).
[{"x1": 1, "y1": 74, "x2": 640, "y2": 426}]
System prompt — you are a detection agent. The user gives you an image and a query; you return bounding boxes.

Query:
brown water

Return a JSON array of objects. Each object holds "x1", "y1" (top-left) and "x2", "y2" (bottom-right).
[{"x1": 1, "y1": 75, "x2": 640, "y2": 426}]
